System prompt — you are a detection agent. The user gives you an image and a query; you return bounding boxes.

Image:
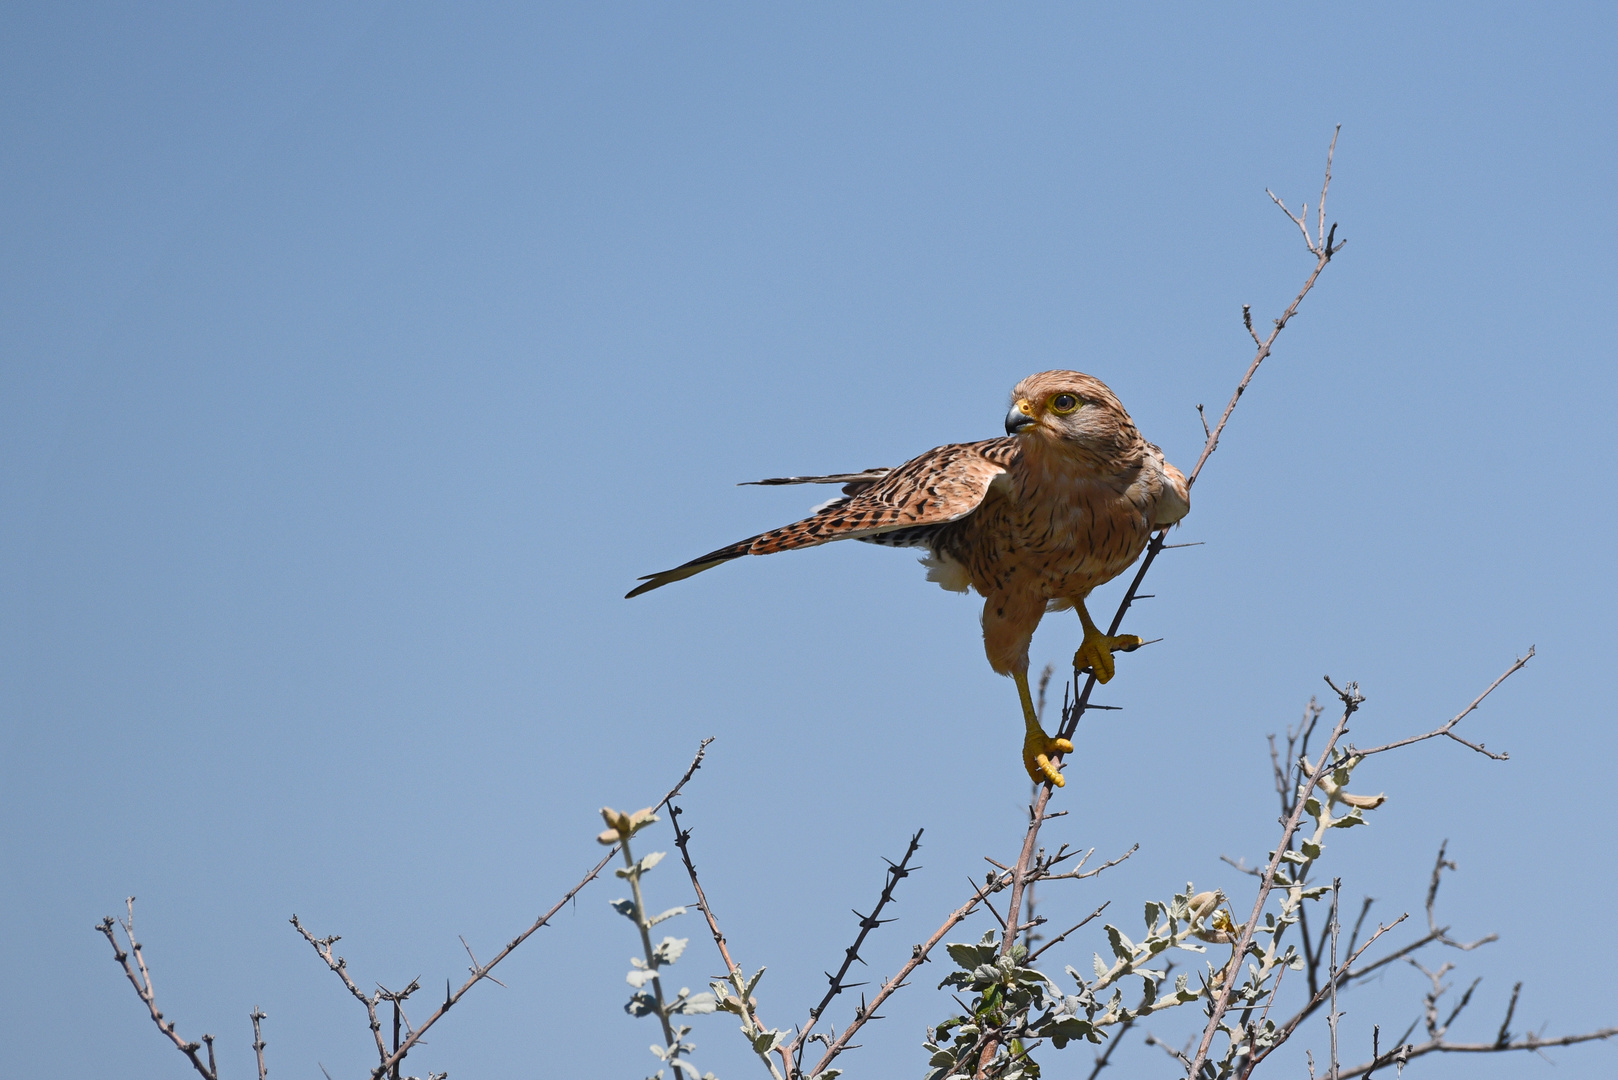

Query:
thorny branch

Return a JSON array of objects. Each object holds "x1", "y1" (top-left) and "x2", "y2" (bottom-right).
[
  {"x1": 783, "y1": 830, "x2": 925, "y2": 1069},
  {"x1": 666, "y1": 799, "x2": 789, "y2": 1080},
  {"x1": 805, "y1": 867, "x2": 1018, "y2": 1078}
]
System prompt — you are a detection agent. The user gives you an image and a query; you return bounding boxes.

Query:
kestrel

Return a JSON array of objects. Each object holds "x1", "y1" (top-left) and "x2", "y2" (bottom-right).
[{"x1": 628, "y1": 371, "x2": 1189, "y2": 787}]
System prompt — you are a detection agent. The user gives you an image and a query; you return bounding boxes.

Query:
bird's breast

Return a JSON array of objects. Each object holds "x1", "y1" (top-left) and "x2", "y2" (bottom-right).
[{"x1": 942, "y1": 459, "x2": 1156, "y2": 598}]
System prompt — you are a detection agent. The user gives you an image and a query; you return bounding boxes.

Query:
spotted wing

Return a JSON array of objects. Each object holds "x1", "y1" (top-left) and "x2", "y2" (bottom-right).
[{"x1": 626, "y1": 440, "x2": 1013, "y2": 598}]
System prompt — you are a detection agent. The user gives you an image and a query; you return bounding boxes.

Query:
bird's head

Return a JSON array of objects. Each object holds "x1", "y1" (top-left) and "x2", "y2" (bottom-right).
[{"x1": 1004, "y1": 370, "x2": 1135, "y2": 451}]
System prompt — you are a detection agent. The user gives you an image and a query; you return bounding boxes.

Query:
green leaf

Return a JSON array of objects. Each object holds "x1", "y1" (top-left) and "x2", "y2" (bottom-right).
[
  {"x1": 1093, "y1": 954, "x2": 1108, "y2": 980},
  {"x1": 946, "y1": 943, "x2": 983, "y2": 969},
  {"x1": 1303, "y1": 798, "x2": 1322, "y2": 817},
  {"x1": 1330, "y1": 811, "x2": 1367, "y2": 829},
  {"x1": 612, "y1": 899, "x2": 639, "y2": 919},
  {"x1": 1104, "y1": 925, "x2": 1133, "y2": 962},
  {"x1": 648, "y1": 906, "x2": 687, "y2": 926},
  {"x1": 625, "y1": 992, "x2": 659, "y2": 1017},
  {"x1": 1300, "y1": 840, "x2": 1322, "y2": 859},
  {"x1": 1144, "y1": 901, "x2": 1161, "y2": 929}
]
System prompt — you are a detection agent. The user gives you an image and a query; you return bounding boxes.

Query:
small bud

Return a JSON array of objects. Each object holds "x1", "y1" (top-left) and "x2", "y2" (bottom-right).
[
  {"x1": 1188, "y1": 891, "x2": 1222, "y2": 923},
  {"x1": 598, "y1": 805, "x2": 660, "y2": 843}
]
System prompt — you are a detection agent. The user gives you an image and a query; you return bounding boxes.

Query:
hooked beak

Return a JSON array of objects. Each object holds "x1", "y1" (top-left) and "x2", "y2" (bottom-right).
[{"x1": 1005, "y1": 399, "x2": 1038, "y2": 436}]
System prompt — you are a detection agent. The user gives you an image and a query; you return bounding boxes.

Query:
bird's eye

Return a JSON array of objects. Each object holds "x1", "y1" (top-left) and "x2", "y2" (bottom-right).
[{"x1": 1050, "y1": 393, "x2": 1081, "y2": 415}]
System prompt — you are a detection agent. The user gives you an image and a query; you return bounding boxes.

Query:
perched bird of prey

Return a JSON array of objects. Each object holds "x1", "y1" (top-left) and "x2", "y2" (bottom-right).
[{"x1": 628, "y1": 371, "x2": 1189, "y2": 788}]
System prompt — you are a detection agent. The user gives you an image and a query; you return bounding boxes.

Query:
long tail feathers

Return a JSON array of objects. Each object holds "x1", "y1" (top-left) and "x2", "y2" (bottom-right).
[
  {"x1": 625, "y1": 538, "x2": 758, "y2": 598},
  {"x1": 631, "y1": 469, "x2": 896, "y2": 598}
]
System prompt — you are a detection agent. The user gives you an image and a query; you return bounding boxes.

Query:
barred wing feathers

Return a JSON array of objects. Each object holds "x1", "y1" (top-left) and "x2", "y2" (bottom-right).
[{"x1": 626, "y1": 441, "x2": 1011, "y2": 598}]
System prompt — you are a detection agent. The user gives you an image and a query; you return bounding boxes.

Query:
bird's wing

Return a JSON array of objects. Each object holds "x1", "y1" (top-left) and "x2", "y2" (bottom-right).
[{"x1": 626, "y1": 440, "x2": 1013, "y2": 597}]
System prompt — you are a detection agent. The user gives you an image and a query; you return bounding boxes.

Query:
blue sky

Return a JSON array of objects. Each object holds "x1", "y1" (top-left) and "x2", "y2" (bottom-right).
[{"x1": 3, "y1": 4, "x2": 1615, "y2": 1078}]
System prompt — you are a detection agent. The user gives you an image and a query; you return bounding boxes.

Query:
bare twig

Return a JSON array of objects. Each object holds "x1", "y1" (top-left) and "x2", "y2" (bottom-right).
[
  {"x1": 1350, "y1": 650, "x2": 1532, "y2": 761},
  {"x1": 1035, "y1": 843, "x2": 1137, "y2": 883},
  {"x1": 1328, "y1": 880, "x2": 1341, "y2": 1080},
  {"x1": 1241, "y1": 915, "x2": 1408, "y2": 1076},
  {"x1": 289, "y1": 915, "x2": 388, "y2": 1063},
  {"x1": 1337, "y1": 1023, "x2": 1618, "y2": 1078},
  {"x1": 351, "y1": 742, "x2": 710, "y2": 1080},
  {"x1": 666, "y1": 799, "x2": 788, "y2": 1080},
  {"x1": 251, "y1": 1007, "x2": 268, "y2": 1080},
  {"x1": 1029, "y1": 902, "x2": 1108, "y2": 961},
  {"x1": 1145, "y1": 1031, "x2": 1196, "y2": 1071},
  {"x1": 95, "y1": 899, "x2": 219, "y2": 1080},
  {"x1": 1193, "y1": 130, "x2": 1344, "y2": 488},
  {"x1": 657, "y1": 737, "x2": 715, "y2": 816}
]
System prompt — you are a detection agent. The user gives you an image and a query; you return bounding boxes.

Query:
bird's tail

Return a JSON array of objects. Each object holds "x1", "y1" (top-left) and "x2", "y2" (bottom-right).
[
  {"x1": 629, "y1": 467, "x2": 909, "y2": 598},
  {"x1": 625, "y1": 537, "x2": 761, "y2": 598},
  {"x1": 627, "y1": 499, "x2": 902, "y2": 598}
]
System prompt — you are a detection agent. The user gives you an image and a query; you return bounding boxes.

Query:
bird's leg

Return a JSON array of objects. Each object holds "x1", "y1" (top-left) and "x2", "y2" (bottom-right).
[
  {"x1": 1017, "y1": 667, "x2": 1073, "y2": 788},
  {"x1": 1073, "y1": 596, "x2": 1141, "y2": 684}
]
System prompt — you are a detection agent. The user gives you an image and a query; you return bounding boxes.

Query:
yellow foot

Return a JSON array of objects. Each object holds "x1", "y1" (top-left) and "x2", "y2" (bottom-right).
[
  {"x1": 1023, "y1": 726, "x2": 1074, "y2": 787},
  {"x1": 1073, "y1": 627, "x2": 1142, "y2": 684}
]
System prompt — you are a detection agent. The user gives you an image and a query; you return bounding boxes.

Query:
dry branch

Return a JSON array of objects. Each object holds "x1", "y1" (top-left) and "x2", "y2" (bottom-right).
[
  {"x1": 368, "y1": 742, "x2": 712, "y2": 1079},
  {"x1": 95, "y1": 898, "x2": 220, "y2": 1080}
]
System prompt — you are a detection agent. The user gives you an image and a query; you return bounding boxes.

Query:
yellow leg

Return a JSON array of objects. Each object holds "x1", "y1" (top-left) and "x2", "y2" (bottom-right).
[
  {"x1": 1073, "y1": 597, "x2": 1142, "y2": 684},
  {"x1": 1016, "y1": 668, "x2": 1073, "y2": 787}
]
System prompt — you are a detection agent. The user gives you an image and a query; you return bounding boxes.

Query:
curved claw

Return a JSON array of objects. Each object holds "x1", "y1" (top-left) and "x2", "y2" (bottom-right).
[
  {"x1": 1023, "y1": 728, "x2": 1075, "y2": 787},
  {"x1": 1074, "y1": 628, "x2": 1143, "y2": 684}
]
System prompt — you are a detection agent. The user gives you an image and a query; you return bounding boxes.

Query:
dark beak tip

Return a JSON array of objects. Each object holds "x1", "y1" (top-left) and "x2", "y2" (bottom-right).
[{"x1": 1005, "y1": 406, "x2": 1036, "y2": 436}]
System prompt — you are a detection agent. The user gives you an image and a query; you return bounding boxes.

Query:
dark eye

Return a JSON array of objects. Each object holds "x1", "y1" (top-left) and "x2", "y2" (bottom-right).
[{"x1": 1050, "y1": 393, "x2": 1081, "y2": 415}]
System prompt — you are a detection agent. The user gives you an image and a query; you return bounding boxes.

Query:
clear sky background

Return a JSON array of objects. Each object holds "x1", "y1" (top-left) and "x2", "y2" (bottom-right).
[{"x1": 3, "y1": 4, "x2": 1615, "y2": 1079}]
